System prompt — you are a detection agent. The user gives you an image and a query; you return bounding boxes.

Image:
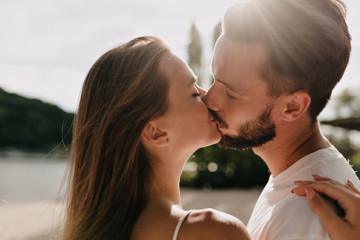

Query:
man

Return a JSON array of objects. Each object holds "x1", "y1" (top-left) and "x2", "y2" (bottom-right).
[{"x1": 203, "y1": 0, "x2": 360, "y2": 239}]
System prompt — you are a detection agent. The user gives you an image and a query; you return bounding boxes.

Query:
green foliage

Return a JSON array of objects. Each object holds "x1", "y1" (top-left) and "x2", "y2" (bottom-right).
[
  {"x1": 334, "y1": 88, "x2": 360, "y2": 118},
  {"x1": 351, "y1": 149, "x2": 360, "y2": 176},
  {"x1": 181, "y1": 145, "x2": 269, "y2": 189},
  {"x1": 326, "y1": 135, "x2": 357, "y2": 160},
  {"x1": 326, "y1": 134, "x2": 360, "y2": 177},
  {"x1": 324, "y1": 87, "x2": 360, "y2": 178},
  {"x1": 0, "y1": 88, "x2": 74, "y2": 152}
]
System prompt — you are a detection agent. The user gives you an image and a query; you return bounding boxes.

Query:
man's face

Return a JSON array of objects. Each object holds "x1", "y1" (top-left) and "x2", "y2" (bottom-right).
[{"x1": 203, "y1": 35, "x2": 277, "y2": 150}]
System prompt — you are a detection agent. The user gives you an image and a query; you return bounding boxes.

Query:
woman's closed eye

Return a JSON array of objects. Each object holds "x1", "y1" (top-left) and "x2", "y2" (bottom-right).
[
  {"x1": 192, "y1": 83, "x2": 201, "y2": 98},
  {"x1": 192, "y1": 92, "x2": 201, "y2": 98}
]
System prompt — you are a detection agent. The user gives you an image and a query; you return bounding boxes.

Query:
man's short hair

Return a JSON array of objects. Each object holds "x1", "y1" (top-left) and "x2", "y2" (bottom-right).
[{"x1": 223, "y1": 0, "x2": 351, "y2": 121}]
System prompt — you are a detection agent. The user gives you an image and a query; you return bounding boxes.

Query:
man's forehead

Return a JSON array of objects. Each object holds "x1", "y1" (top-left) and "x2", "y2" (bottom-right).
[
  {"x1": 211, "y1": 37, "x2": 272, "y2": 92},
  {"x1": 213, "y1": 37, "x2": 269, "y2": 69},
  {"x1": 211, "y1": 37, "x2": 231, "y2": 75}
]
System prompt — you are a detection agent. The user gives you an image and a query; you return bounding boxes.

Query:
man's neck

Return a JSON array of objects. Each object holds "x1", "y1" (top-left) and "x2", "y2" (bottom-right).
[{"x1": 253, "y1": 122, "x2": 331, "y2": 177}]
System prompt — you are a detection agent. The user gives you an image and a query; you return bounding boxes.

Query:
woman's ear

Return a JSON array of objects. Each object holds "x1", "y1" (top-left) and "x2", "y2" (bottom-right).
[
  {"x1": 281, "y1": 91, "x2": 311, "y2": 122},
  {"x1": 141, "y1": 121, "x2": 169, "y2": 146}
]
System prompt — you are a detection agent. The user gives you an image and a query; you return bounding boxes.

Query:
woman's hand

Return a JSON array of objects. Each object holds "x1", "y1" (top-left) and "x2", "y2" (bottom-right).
[{"x1": 291, "y1": 175, "x2": 360, "y2": 240}]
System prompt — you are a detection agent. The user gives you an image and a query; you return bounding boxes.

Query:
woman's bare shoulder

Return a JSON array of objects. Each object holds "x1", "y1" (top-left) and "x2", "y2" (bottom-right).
[{"x1": 179, "y1": 208, "x2": 251, "y2": 240}]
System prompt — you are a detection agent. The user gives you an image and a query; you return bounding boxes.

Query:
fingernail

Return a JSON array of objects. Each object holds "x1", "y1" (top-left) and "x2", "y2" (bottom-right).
[
  {"x1": 294, "y1": 181, "x2": 300, "y2": 186},
  {"x1": 305, "y1": 187, "x2": 316, "y2": 200},
  {"x1": 312, "y1": 174, "x2": 321, "y2": 179},
  {"x1": 347, "y1": 180, "x2": 354, "y2": 186},
  {"x1": 291, "y1": 189, "x2": 295, "y2": 193}
]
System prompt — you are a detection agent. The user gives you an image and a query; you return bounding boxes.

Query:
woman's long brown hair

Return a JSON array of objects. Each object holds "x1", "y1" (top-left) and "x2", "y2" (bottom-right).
[{"x1": 63, "y1": 36, "x2": 170, "y2": 240}]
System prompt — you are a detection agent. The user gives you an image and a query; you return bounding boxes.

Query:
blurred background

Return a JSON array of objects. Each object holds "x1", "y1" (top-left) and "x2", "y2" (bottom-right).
[{"x1": 0, "y1": 0, "x2": 359, "y2": 239}]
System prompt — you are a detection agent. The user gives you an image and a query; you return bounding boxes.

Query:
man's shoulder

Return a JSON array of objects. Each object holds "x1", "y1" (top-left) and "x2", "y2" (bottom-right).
[
  {"x1": 298, "y1": 146, "x2": 345, "y2": 167},
  {"x1": 253, "y1": 192, "x2": 315, "y2": 221},
  {"x1": 281, "y1": 146, "x2": 354, "y2": 182},
  {"x1": 249, "y1": 191, "x2": 329, "y2": 239}
]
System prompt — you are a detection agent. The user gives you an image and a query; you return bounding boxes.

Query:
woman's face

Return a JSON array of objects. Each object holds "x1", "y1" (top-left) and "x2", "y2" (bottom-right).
[{"x1": 159, "y1": 53, "x2": 221, "y2": 153}]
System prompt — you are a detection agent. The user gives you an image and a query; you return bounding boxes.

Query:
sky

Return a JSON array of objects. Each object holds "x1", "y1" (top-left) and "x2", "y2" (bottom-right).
[{"x1": 0, "y1": 0, "x2": 359, "y2": 120}]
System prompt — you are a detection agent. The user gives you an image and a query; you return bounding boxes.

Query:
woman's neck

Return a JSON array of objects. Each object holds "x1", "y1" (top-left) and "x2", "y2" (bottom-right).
[
  {"x1": 150, "y1": 148, "x2": 194, "y2": 205},
  {"x1": 131, "y1": 157, "x2": 185, "y2": 240},
  {"x1": 149, "y1": 160, "x2": 183, "y2": 206}
]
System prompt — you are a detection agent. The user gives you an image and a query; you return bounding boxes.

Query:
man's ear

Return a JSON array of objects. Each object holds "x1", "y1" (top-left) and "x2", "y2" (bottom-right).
[
  {"x1": 141, "y1": 121, "x2": 169, "y2": 146},
  {"x1": 280, "y1": 91, "x2": 311, "y2": 122}
]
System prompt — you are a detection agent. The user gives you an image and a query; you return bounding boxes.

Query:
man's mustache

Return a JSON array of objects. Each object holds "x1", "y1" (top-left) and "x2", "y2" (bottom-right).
[{"x1": 209, "y1": 109, "x2": 228, "y2": 129}]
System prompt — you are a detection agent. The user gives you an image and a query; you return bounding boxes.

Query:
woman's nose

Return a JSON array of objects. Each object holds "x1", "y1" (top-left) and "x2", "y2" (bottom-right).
[{"x1": 198, "y1": 86, "x2": 207, "y2": 96}]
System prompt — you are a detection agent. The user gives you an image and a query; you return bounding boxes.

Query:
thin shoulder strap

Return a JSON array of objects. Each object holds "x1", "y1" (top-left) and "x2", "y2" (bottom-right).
[{"x1": 172, "y1": 211, "x2": 192, "y2": 240}]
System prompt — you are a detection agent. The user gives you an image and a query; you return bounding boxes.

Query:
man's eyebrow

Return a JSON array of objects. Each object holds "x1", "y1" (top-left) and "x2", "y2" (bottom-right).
[
  {"x1": 187, "y1": 76, "x2": 198, "y2": 87},
  {"x1": 217, "y1": 79, "x2": 240, "y2": 93}
]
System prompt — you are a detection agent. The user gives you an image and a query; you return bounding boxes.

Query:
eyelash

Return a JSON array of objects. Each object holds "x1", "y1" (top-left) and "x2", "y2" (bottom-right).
[{"x1": 192, "y1": 92, "x2": 201, "y2": 98}]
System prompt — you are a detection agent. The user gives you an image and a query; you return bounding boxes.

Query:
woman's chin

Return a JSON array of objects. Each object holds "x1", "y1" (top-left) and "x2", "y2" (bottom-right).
[
  {"x1": 203, "y1": 132, "x2": 222, "y2": 147},
  {"x1": 189, "y1": 130, "x2": 222, "y2": 151},
  {"x1": 214, "y1": 129, "x2": 223, "y2": 142}
]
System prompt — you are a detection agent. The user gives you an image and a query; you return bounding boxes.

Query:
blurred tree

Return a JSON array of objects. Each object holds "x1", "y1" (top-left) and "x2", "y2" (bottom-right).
[
  {"x1": 334, "y1": 88, "x2": 360, "y2": 118},
  {"x1": 322, "y1": 87, "x2": 360, "y2": 178},
  {"x1": 187, "y1": 22, "x2": 203, "y2": 87},
  {"x1": 325, "y1": 131, "x2": 360, "y2": 178},
  {"x1": 352, "y1": 149, "x2": 360, "y2": 175},
  {"x1": 0, "y1": 88, "x2": 73, "y2": 153},
  {"x1": 326, "y1": 135, "x2": 357, "y2": 160},
  {"x1": 181, "y1": 145, "x2": 269, "y2": 189}
]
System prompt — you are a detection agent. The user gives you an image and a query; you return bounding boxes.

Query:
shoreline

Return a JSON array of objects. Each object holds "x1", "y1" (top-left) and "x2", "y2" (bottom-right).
[{"x1": 0, "y1": 150, "x2": 69, "y2": 161}]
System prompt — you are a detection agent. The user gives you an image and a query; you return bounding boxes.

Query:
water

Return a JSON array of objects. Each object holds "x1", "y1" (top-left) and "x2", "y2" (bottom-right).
[{"x1": 0, "y1": 154, "x2": 67, "y2": 204}]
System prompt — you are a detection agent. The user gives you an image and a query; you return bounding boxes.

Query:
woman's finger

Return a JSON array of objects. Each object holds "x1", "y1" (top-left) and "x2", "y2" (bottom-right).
[
  {"x1": 311, "y1": 175, "x2": 357, "y2": 193},
  {"x1": 346, "y1": 180, "x2": 360, "y2": 194},
  {"x1": 305, "y1": 187, "x2": 351, "y2": 240},
  {"x1": 291, "y1": 181, "x2": 353, "y2": 203},
  {"x1": 293, "y1": 180, "x2": 315, "y2": 187},
  {"x1": 311, "y1": 175, "x2": 333, "y2": 181}
]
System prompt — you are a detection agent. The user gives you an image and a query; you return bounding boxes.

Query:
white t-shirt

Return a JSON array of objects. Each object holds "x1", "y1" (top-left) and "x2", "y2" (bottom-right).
[{"x1": 247, "y1": 146, "x2": 360, "y2": 240}]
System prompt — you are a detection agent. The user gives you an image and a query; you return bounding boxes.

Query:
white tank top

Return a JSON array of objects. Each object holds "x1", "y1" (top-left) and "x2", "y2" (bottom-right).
[{"x1": 172, "y1": 211, "x2": 192, "y2": 240}]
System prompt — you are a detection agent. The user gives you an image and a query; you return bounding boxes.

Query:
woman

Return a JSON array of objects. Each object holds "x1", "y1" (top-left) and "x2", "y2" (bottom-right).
[{"x1": 64, "y1": 36, "x2": 250, "y2": 240}]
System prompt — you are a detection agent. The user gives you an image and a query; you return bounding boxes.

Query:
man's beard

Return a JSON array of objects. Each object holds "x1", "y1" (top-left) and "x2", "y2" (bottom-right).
[{"x1": 212, "y1": 105, "x2": 276, "y2": 150}]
